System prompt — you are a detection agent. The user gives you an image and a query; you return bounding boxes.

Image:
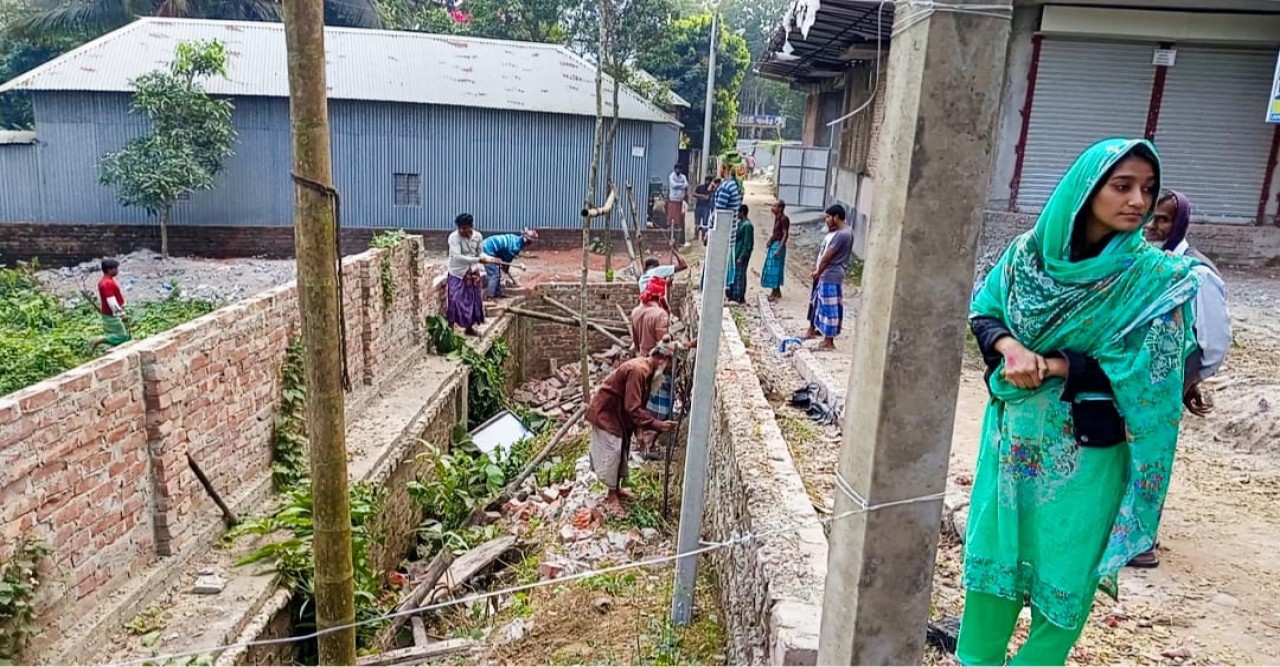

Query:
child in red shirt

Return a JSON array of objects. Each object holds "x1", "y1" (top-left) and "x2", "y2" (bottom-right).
[{"x1": 94, "y1": 258, "x2": 131, "y2": 347}]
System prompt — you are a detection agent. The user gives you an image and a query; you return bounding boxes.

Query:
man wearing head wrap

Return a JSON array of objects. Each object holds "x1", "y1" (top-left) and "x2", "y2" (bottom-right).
[
  {"x1": 1129, "y1": 189, "x2": 1231, "y2": 568},
  {"x1": 631, "y1": 278, "x2": 671, "y2": 356},
  {"x1": 586, "y1": 343, "x2": 678, "y2": 514},
  {"x1": 479, "y1": 228, "x2": 538, "y2": 299}
]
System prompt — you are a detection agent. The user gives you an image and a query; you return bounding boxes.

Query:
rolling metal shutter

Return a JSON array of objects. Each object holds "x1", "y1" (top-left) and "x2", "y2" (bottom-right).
[
  {"x1": 1153, "y1": 47, "x2": 1275, "y2": 222},
  {"x1": 1018, "y1": 40, "x2": 1153, "y2": 210}
]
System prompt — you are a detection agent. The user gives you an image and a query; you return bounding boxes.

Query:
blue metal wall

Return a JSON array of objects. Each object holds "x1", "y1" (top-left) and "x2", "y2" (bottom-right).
[{"x1": 0, "y1": 92, "x2": 681, "y2": 232}]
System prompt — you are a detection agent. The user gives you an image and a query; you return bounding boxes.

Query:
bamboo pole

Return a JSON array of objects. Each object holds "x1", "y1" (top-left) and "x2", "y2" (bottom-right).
[{"x1": 278, "y1": 0, "x2": 355, "y2": 661}]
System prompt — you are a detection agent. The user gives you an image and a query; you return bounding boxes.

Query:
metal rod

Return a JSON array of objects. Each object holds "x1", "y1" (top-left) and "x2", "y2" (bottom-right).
[{"x1": 186, "y1": 453, "x2": 238, "y2": 527}]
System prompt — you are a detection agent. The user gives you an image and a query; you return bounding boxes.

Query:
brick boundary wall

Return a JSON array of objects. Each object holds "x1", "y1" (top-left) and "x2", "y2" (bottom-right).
[
  {"x1": 0, "y1": 223, "x2": 685, "y2": 268},
  {"x1": 681, "y1": 292, "x2": 830, "y2": 665},
  {"x1": 0, "y1": 234, "x2": 437, "y2": 656}
]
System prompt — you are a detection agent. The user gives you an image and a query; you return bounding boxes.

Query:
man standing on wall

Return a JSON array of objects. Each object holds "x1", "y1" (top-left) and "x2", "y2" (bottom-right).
[
  {"x1": 667, "y1": 164, "x2": 689, "y2": 230},
  {"x1": 806, "y1": 204, "x2": 854, "y2": 351},
  {"x1": 93, "y1": 258, "x2": 131, "y2": 349},
  {"x1": 637, "y1": 240, "x2": 690, "y2": 295}
]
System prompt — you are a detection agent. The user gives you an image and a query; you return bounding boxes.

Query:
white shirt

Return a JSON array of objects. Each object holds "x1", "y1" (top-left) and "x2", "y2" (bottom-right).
[
  {"x1": 668, "y1": 172, "x2": 689, "y2": 201},
  {"x1": 447, "y1": 229, "x2": 486, "y2": 279},
  {"x1": 1173, "y1": 239, "x2": 1231, "y2": 382}
]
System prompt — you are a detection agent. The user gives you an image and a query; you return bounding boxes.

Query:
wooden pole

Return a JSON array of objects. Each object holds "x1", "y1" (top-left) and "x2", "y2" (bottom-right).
[{"x1": 278, "y1": 0, "x2": 356, "y2": 662}]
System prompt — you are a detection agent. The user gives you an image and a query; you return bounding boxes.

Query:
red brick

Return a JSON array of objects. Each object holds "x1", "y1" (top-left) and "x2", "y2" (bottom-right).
[{"x1": 18, "y1": 387, "x2": 56, "y2": 412}]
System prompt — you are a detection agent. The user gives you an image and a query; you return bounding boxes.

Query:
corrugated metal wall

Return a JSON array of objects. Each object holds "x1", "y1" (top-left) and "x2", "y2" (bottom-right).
[{"x1": 0, "y1": 92, "x2": 679, "y2": 231}]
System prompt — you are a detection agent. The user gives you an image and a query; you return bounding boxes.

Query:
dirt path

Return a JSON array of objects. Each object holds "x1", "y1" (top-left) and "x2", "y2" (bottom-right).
[{"x1": 739, "y1": 182, "x2": 1280, "y2": 664}]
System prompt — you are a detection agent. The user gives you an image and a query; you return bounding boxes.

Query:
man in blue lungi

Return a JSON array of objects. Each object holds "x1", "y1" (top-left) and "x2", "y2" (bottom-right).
[
  {"x1": 806, "y1": 204, "x2": 854, "y2": 351},
  {"x1": 760, "y1": 199, "x2": 790, "y2": 302}
]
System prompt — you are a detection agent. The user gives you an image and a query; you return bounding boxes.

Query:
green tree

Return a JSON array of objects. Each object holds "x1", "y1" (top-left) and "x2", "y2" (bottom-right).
[
  {"x1": 379, "y1": 0, "x2": 568, "y2": 41},
  {"x1": 99, "y1": 39, "x2": 236, "y2": 257},
  {"x1": 638, "y1": 12, "x2": 749, "y2": 154},
  {"x1": 8, "y1": 0, "x2": 381, "y2": 43},
  {"x1": 722, "y1": 0, "x2": 803, "y2": 140}
]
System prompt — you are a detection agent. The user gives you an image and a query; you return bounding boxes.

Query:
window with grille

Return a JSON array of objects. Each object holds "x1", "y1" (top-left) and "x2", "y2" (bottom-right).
[{"x1": 394, "y1": 173, "x2": 422, "y2": 207}]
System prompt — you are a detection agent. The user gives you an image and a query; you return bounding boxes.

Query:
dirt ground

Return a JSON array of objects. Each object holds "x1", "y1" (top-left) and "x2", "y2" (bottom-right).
[
  {"x1": 36, "y1": 249, "x2": 297, "y2": 304},
  {"x1": 730, "y1": 180, "x2": 1280, "y2": 664}
]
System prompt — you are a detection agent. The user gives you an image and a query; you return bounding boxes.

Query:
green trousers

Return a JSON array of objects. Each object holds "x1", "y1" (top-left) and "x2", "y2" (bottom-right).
[{"x1": 955, "y1": 591, "x2": 1088, "y2": 666}]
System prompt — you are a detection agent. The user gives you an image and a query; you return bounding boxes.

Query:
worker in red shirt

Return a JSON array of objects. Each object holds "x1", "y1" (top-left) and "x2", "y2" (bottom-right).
[{"x1": 93, "y1": 258, "x2": 131, "y2": 348}]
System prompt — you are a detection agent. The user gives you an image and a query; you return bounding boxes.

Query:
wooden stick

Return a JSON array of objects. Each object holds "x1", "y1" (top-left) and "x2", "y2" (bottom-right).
[
  {"x1": 431, "y1": 536, "x2": 518, "y2": 600},
  {"x1": 508, "y1": 307, "x2": 631, "y2": 349},
  {"x1": 355, "y1": 639, "x2": 475, "y2": 666},
  {"x1": 616, "y1": 304, "x2": 637, "y2": 353},
  {"x1": 186, "y1": 453, "x2": 239, "y2": 527},
  {"x1": 542, "y1": 296, "x2": 632, "y2": 349},
  {"x1": 626, "y1": 182, "x2": 647, "y2": 267},
  {"x1": 371, "y1": 549, "x2": 455, "y2": 649},
  {"x1": 410, "y1": 616, "x2": 428, "y2": 648},
  {"x1": 507, "y1": 306, "x2": 630, "y2": 336},
  {"x1": 488, "y1": 405, "x2": 587, "y2": 511}
]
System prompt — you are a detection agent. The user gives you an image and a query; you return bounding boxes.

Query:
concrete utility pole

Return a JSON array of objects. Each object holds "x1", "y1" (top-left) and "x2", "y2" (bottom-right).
[
  {"x1": 698, "y1": 12, "x2": 718, "y2": 179},
  {"x1": 670, "y1": 12, "x2": 723, "y2": 626},
  {"x1": 279, "y1": 0, "x2": 356, "y2": 663},
  {"x1": 816, "y1": 0, "x2": 1012, "y2": 664}
]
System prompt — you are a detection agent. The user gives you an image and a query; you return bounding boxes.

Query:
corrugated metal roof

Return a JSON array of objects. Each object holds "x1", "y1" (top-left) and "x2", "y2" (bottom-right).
[
  {"x1": 0, "y1": 17, "x2": 680, "y2": 125},
  {"x1": 632, "y1": 69, "x2": 690, "y2": 108}
]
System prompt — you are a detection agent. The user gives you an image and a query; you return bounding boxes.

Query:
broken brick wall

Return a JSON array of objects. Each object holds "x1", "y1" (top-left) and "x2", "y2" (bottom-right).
[
  {"x1": 0, "y1": 234, "x2": 439, "y2": 656},
  {"x1": 515, "y1": 281, "x2": 688, "y2": 384}
]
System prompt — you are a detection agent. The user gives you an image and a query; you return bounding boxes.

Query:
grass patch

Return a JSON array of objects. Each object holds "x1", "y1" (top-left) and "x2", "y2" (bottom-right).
[
  {"x1": 730, "y1": 308, "x2": 751, "y2": 348},
  {"x1": 0, "y1": 264, "x2": 219, "y2": 396},
  {"x1": 846, "y1": 257, "x2": 865, "y2": 286}
]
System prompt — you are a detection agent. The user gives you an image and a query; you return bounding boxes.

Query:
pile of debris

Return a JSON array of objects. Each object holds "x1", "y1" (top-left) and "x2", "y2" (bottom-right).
[{"x1": 511, "y1": 346, "x2": 633, "y2": 416}]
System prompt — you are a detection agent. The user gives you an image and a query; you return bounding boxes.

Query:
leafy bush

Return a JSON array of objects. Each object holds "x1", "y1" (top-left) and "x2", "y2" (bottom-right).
[
  {"x1": 0, "y1": 264, "x2": 218, "y2": 397},
  {"x1": 369, "y1": 230, "x2": 406, "y2": 308},
  {"x1": 0, "y1": 538, "x2": 51, "y2": 664},
  {"x1": 271, "y1": 339, "x2": 309, "y2": 490},
  {"x1": 409, "y1": 426, "x2": 507, "y2": 553},
  {"x1": 228, "y1": 481, "x2": 389, "y2": 648}
]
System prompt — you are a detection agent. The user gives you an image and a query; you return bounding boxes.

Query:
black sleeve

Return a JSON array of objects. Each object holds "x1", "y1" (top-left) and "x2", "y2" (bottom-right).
[
  {"x1": 1055, "y1": 350, "x2": 1114, "y2": 401},
  {"x1": 970, "y1": 316, "x2": 1011, "y2": 369}
]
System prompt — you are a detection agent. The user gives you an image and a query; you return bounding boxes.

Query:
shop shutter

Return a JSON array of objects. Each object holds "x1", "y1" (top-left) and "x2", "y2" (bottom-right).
[
  {"x1": 1018, "y1": 40, "x2": 1153, "y2": 211},
  {"x1": 1153, "y1": 47, "x2": 1275, "y2": 222}
]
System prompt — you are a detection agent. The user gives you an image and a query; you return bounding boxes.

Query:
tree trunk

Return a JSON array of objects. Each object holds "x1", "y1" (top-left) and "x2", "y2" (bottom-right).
[
  {"x1": 160, "y1": 205, "x2": 171, "y2": 258},
  {"x1": 279, "y1": 0, "x2": 356, "y2": 663},
  {"x1": 581, "y1": 0, "x2": 610, "y2": 401}
]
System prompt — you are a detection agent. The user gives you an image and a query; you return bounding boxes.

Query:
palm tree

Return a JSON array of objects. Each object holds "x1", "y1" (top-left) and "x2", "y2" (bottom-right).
[{"x1": 9, "y1": 0, "x2": 381, "y2": 42}]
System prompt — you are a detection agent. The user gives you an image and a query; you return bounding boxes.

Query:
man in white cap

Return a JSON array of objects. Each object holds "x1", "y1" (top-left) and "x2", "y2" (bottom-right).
[{"x1": 479, "y1": 228, "x2": 537, "y2": 299}]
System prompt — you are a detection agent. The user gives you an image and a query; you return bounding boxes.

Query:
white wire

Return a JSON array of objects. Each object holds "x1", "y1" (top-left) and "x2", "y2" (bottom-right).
[
  {"x1": 892, "y1": 1, "x2": 1014, "y2": 39},
  {"x1": 124, "y1": 480, "x2": 948, "y2": 666}
]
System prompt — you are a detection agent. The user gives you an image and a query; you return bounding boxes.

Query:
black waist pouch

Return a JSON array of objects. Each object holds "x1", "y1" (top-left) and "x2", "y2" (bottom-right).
[{"x1": 1070, "y1": 395, "x2": 1127, "y2": 448}]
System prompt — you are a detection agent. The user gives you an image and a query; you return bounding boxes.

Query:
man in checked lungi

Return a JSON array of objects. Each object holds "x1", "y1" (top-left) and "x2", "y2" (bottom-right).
[
  {"x1": 806, "y1": 204, "x2": 855, "y2": 351},
  {"x1": 760, "y1": 199, "x2": 790, "y2": 302}
]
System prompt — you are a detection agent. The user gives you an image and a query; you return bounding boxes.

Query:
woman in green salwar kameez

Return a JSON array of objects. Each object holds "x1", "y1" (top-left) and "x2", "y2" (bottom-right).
[{"x1": 959, "y1": 138, "x2": 1202, "y2": 665}]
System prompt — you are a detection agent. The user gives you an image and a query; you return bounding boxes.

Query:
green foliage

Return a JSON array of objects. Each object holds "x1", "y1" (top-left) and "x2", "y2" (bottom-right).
[
  {"x1": 846, "y1": 257, "x2": 864, "y2": 287},
  {"x1": 124, "y1": 605, "x2": 170, "y2": 636},
  {"x1": 0, "y1": 31, "x2": 77, "y2": 129},
  {"x1": 408, "y1": 430, "x2": 507, "y2": 553},
  {"x1": 8, "y1": 0, "x2": 380, "y2": 46},
  {"x1": 370, "y1": 230, "x2": 406, "y2": 309},
  {"x1": 0, "y1": 263, "x2": 217, "y2": 397},
  {"x1": 425, "y1": 314, "x2": 462, "y2": 355},
  {"x1": 99, "y1": 40, "x2": 237, "y2": 244},
  {"x1": 638, "y1": 13, "x2": 750, "y2": 154},
  {"x1": 458, "y1": 338, "x2": 509, "y2": 429},
  {"x1": 380, "y1": 0, "x2": 569, "y2": 42},
  {"x1": 0, "y1": 538, "x2": 52, "y2": 664},
  {"x1": 271, "y1": 338, "x2": 309, "y2": 490},
  {"x1": 227, "y1": 481, "x2": 389, "y2": 648}
]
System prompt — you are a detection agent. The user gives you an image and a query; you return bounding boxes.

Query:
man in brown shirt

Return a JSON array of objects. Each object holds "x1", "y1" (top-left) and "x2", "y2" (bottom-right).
[
  {"x1": 630, "y1": 278, "x2": 671, "y2": 356},
  {"x1": 761, "y1": 199, "x2": 791, "y2": 302},
  {"x1": 586, "y1": 345, "x2": 678, "y2": 514}
]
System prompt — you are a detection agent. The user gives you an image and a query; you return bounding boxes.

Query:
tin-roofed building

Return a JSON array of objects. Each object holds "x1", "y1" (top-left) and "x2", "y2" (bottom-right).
[{"x1": 0, "y1": 17, "x2": 681, "y2": 242}]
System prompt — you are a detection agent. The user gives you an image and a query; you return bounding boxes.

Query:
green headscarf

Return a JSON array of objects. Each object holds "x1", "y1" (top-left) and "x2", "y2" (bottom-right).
[{"x1": 970, "y1": 137, "x2": 1202, "y2": 588}]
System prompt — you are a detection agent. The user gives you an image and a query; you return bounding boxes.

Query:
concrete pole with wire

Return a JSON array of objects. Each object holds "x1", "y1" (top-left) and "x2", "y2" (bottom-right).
[
  {"x1": 815, "y1": 0, "x2": 1012, "y2": 663},
  {"x1": 670, "y1": 10, "x2": 722, "y2": 627}
]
